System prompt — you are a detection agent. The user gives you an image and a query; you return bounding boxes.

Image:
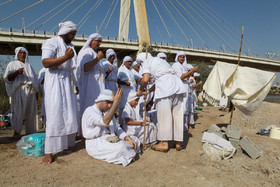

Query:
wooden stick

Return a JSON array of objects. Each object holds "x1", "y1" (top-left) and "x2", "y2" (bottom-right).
[{"x1": 229, "y1": 26, "x2": 244, "y2": 125}]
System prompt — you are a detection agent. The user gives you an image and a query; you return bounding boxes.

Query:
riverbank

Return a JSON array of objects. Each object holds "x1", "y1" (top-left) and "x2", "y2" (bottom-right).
[{"x1": 0, "y1": 102, "x2": 279, "y2": 186}]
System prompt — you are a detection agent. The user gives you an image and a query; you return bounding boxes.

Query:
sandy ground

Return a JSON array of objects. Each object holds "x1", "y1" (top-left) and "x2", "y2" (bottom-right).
[{"x1": 0, "y1": 102, "x2": 280, "y2": 186}]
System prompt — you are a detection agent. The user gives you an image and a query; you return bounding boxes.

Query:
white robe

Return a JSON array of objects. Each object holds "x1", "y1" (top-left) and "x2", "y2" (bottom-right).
[
  {"x1": 142, "y1": 57, "x2": 186, "y2": 141},
  {"x1": 4, "y1": 60, "x2": 37, "y2": 134},
  {"x1": 41, "y1": 36, "x2": 78, "y2": 152},
  {"x1": 77, "y1": 48, "x2": 105, "y2": 116},
  {"x1": 131, "y1": 68, "x2": 141, "y2": 91},
  {"x1": 82, "y1": 104, "x2": 140, "y2": 167},
  {"x1": 122, "y1": 103, "x2": 157, "y2": 145},
  {"x1": 103, "y1": 60, "x2": 118, "y2": 94}
]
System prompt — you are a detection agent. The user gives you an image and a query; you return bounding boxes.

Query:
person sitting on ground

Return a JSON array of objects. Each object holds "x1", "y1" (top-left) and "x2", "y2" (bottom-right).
[
  {"x1": 82, "y1": 88, "x2": 141, "y2": 167},
  {"x1": 122, "y1": 91, "x2": 157, "y2": 145}
]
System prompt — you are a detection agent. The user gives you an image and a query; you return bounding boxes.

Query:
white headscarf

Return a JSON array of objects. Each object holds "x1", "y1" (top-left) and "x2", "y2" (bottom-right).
[
  {"x1": 132, "y1": 61, "x2": 138, "y2": 67},
  {"x1": 106, "y1": 49, "x2": 117, "y2": 66},
  {"x1": 136, "y1": 52, "x2": 152, "y2": 65},
  {"x1": 127, "y1": 90, "x2": 139, "y2": 102},
  {"x1": 81, "y1": 33, "x2": 102, "y2": 51},
  {"x1": 121, "y1": 56, "x2": 133, "y2": 67},
  {"x1": 57, "y1": 21, "x2": 77, "y2": 36},
  {"x1": 175, "y1": 51, "x2": 193, "y2": 71},
  {"x1": 14, "y1": 47, "x2": 38, "y2": 92},
  {"x1": 95, "y1": 89, "x2": 113, "y2": 103},
  {"x1": 157, "y1": 52, "x2": 167, "y2": 59}
]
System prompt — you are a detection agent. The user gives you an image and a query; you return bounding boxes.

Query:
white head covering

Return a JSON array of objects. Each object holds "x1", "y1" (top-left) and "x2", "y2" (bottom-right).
[
  {"x1": 127, "y1": 90, "x2": 139, "y2": 102},
  {"x1": 106, "y1": 49, "x2": 117, "y2": 66},
  {"x1": 57, "y1": 21, "x2": 77, "y2": 36},
  {"x1": 136, "y1": 52, "x2": 152, "y2": 65},
  {"x1": 95, "y1": 89, "x2": 113, "y2": 103},
  {"x1": 14, "y1": 47, "x2": 38, "y2": 92},
  {"x1": 122, "y1": 56, "x2": 133, "y2": 67},
  {"x1": 80, "y1": 33, "x2": 102, "y2": 51},
  {"x1": 132, "y1": 61, "x2": 138, "y2": 67},
  {"x1": 175, "y1": 51, "x2": 194, "y2": 71},
  {"x1": 194, "y1": 72, "x2": 200, "y2": 77},
  {"x1": 157, "y1": 52, "x2": 167, "y2": 59}
]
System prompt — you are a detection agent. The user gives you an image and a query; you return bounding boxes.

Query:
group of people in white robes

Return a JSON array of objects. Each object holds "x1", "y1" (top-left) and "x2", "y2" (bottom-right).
[{"x1": 5, "y1": 20, "x2": 204, "y2": 167}]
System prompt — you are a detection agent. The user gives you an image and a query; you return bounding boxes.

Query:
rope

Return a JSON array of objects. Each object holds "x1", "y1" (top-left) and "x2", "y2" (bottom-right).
[
  {"x1": 189, "y1": 0, "x2": 239, "y2": 51},
  {"x1": 0, "y1": 0, "x2": 44, "y2": 23},
  {"x1": 168, "y1": 0, "x2": 211, "y2": 49},
  {"x1": 77, "y1": 0, "x2": 101, "y2": 26},
  {"x1": 78, "y1": 0, "x2": 104, "y2": 30},
  {"x1": 0, "y1": 0, "x2": 13, "y2": 6},
  {"x1": 150, "y1": 0, "x2": 175, "y2": 44},
  {"x1": 34, "y1": 0, "x2": 75, "y2": 31},
  {"x1": 49, "y1": 0, "x2": 89, "y2": 32},
  {"x1": 102, "y1": 0, "x2": 118, "y2": 35},
  {"x1": 159, "y1": 0, "x2": 190, "y2": 44},
  {"x1": 99, "y1": 0, "x2": 115, "y2": 33},
  {"x1": 25, "y1": 0, "x2": 69, "y2": 29}
]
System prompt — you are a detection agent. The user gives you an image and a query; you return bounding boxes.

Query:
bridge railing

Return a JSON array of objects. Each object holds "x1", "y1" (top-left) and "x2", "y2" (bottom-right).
[{"x1": 0, "y1": 27, "x2": 278, "y2": 61}]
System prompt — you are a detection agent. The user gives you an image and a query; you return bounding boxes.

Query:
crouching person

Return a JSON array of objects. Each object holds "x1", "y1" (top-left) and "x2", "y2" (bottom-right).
[
  {"x1": 122, "y1": 91, "x2": 157, "y2": 145},
  {"x1": 82, "y1": 88, "x2": 141, "y2": 167}
]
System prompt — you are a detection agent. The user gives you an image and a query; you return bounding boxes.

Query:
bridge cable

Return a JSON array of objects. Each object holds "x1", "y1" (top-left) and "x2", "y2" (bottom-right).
[
  {"x1": 159, "y1": 0, "x2": 191, "y2": 45},
  {"x1": 150, "y1": 0, "x2": 175, "y2": 44},
  {"x1": 199, "y1": 0, "x2": 262, "y2": 55},
  {"x1": 0, "y1": 0, "x2": 45, "y2": 23},
  {"x1": 77, "y1": 0, "x2": 101, "y2": 26},
  {"x1": 0, "y1": 0, "x2": 14, "y2": 6},
  {"x1": 175, "y1": 0, "x2": 221, "y2": 49},
  {"x1": 168, "y1": 0, "x2": 212, "y2": 49},
  {"x1": 99, "y1": 0, "x2": 115, "y2": 33},
  {"x1": 49, "y1": 0, "x2": 89, "y2": 32},
  {"x1": 189, "y1": 0, "x2": 240, "y2": 51},
  {"x1": 102, "y1": 0, "x2": 119, "y2": 35},
  {"x1": 182, "y1": 0, "x2": 233, "y2": 51},
  {"x1": 34, "y1": 0, "x2": 75, "y2": 31},
  {"x1": 146, "y1": 3, "x2": 165, "y2": 43},
  {"x1": 25, "y1": 0, "x2": 69, "y2": 29},
  {"x1": 78, "y1": 0, "x2": 104, "y2": 30}
]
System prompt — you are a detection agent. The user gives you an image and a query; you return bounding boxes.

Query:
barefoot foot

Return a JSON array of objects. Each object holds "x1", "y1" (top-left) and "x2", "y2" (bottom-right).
[{"x1": 42, "y1": 154, "x2": 53, "y2": 164}]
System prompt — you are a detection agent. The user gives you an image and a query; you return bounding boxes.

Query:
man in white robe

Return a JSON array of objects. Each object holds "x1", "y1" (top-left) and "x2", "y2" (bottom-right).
[
  {"x1": 117, "y1": 56, "x2": 135, "y2": 125},
  {"x1": 136, "y1": 53, "x2": 186, "y2": 152},
  {"x1": 82, "y1": 88, "x2": 140, "y2": 167},
  {"x1": 4, "y1": 47, "x2": 38, "y2": 139},
  {"x1": 122, "y1": 90, "x2": 157, "y2": 145},
  {"x1": 172, "y1": 51, "x2": 198, "y2": 132},
  {"x1": 77, "y1": 33, "x2": 105, "y2": 116},
  {"x1": 41, "y1": 21, "x2": 79, "y2": 164},
  {"x1": 130, "y1": 61, "x2": 142, "y2": 91},
  {"x1": 103, "y1": 49, "x2": 118, "y2": 94}
]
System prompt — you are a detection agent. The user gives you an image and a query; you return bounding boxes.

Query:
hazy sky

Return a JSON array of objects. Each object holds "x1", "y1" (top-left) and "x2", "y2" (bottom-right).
[{"x1": 0, "y1": 0, "x2": 279, "y2": 83}]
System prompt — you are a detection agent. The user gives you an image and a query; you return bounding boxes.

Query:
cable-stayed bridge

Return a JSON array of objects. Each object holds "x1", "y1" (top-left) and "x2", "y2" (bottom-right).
[{"x1": 0, "y1": 0, "x2": 279, "y2": 71}]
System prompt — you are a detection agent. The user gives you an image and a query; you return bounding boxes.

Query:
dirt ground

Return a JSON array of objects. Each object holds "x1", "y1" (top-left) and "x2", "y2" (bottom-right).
[{"x1": 0, "y1": 102, "x2": 280, "y2": 186}]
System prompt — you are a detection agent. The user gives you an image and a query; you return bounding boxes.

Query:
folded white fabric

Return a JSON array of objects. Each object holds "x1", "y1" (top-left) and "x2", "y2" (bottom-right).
[{"x1": 200, "y1": 61, "x2": 276, "y2": 115}]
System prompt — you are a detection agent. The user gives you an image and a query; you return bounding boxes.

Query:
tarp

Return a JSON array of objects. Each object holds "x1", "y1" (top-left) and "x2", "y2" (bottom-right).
[{"x1": 199, "y1": 61, "x2": 276, "y2": 115}]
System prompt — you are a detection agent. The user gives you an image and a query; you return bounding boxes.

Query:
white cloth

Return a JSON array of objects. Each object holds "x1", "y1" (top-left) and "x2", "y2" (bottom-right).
[
  {"x1": 200, "y1": 61, "x2": 276, "y2": 115},
  {"x1": 42, "y1": 36, "x2": 78, "y2": 139},
  {"x1": 95, "y1": 89, "x2": 113, "y2": 103},
  {"x1": 122, "y1": 103, "x2": 157, "y2": 144},
  {"x1": 131, "y1": 68, "x2": 141, "y2": 91},
  {"x1": 38, "y1": 67, "x2": 46, "y2": 123},
  {"x1": 141, "y1": 56, "x2": 186, "y2": 100},
  {"x1": 82, "y1": 104, "x2": 140, "y2": 167},
  {"x1": 157, "y1": 52, "x2": 167, "y2": 59},
  {"x1": 219, "y1": 94, "x2": 228, "y2": 108},
  {"x1": 4, "y1": 49, "x2": 38, "y2": 134},
  {"x1": 44, "y1": 133, "x2": 76, "y2": 154},
  {"x1": 57, "y1": 21, "x2": 77, "y2": 36},
  {"x1": 77, "y1": 39, "x2": 105, "y2": 115}
]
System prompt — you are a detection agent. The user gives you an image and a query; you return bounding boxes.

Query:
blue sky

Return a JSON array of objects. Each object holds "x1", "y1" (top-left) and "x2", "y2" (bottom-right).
[{"x1": 0, "y1": 0, "x2": 279, "y2": 83}]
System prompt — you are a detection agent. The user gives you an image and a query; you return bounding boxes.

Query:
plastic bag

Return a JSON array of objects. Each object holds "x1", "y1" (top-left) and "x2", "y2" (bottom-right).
[{"x1": 16, "y1": 133, "x2": 46, "y2": 157}]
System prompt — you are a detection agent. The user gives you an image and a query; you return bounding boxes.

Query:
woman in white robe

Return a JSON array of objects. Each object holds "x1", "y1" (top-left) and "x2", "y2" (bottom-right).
[
  {"x1": 103, "y1": 49, "x2": 118, "y2": 94},
  {"x1": 122, "y1": 91, "x2": 157, "y2": 145},
  {"x1": 130, "y1": 61, "x2": 142, "y2": 91},
  {"x1": 117, "y1": 56, "x2": 135, "y2": 125},
  {"x1": 82, "y1": 89, "x2": 140, "y2": 167}
]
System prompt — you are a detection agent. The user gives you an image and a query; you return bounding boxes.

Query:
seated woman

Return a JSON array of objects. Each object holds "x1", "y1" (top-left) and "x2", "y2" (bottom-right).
[{"x1": 122, "y1": 91, "x2": 157, "y2": 145}]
